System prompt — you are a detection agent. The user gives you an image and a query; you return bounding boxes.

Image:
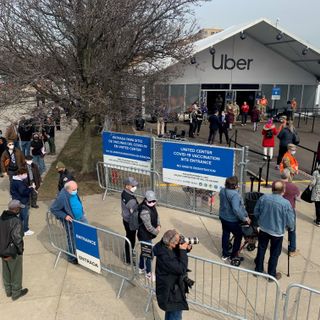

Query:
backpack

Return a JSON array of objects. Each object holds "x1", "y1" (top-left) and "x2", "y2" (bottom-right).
[
  {"x1": 129, "y1": 203, "x2": 142, "y2": 231},
  {"x1": 266, "y1": 130, "x2": 273, "y2": 138}
]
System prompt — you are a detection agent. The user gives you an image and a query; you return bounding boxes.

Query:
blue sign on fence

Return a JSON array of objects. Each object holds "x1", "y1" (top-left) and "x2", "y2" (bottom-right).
[
  {"x1": 102, "y1": 131, "x2": 151, "y2": 171},
  {"x1": 162, "y1": 142, "x2": 235, "y2": 191},
  {"x1": 73, "y1": 221, "x2": 101, "y2": 273},
  {"x1": 272, "y1": 87, "x2": 281, "y2": 100}
]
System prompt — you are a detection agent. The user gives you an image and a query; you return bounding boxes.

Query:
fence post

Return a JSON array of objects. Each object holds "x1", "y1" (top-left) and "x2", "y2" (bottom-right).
[
  {"x1": 239, "y1": 146, "x2": 249, "y2": 197},
  {"x1": 234, "y1": 129, "x2": 238, "y2": 148},
  {"x1": 151, "y1": 137, "x2": 156, "y2": 191},
  {"x1": 265, "y1": 156, "x2": 271, "y2": 187},
  {"x1": 258, "y1": 167, "x2": 262, "y2": 192},
  {"x1": 311, "y1": 115, "x2": 315, "y2": 133},
  {"x1": 297, "y1": 113, "x2": 301, "y2": 128}
]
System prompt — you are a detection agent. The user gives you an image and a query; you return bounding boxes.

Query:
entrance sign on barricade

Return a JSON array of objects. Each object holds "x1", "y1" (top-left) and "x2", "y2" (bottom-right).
[
  {"x1": 102, "y1": 131, "x2": 152, "y2": 172},
  {"x1": 283, "y1": 283, "x2": 320, "y2": 320},
  {"x1": 46, "y1": 211, "x2": 135, "y2": 298},
  {"x1": 135, "y1": 241, "x2": 280, "y2": 319},
  {"x1": 98, "y1": 131, "x2": 247, "y2": 218},
  {"x1": 73, "y1": 221, "x2": 101, "y2": 274},
  {"x1": 162, "y1": 141, "x2": 235, "y2": 191}
]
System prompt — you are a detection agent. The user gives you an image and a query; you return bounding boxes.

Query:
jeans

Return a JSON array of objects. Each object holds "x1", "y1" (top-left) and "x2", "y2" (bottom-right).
[
  {"x1": 20, "y1": 141, "x2": 31, "y2": 156},
  {"x1": 139, "y1": 239, "x2": 152, "y2": 273},
  {"x1": 165, "y1": 310, "x2": 183, "y2": 320},
  {"x1": 288, "y1": 211, "x2": 296, "y2": 252},
  {"x1": 241, "y1": 113, "x2": 248, "y2": 124},
  {"x1": 19, "y1": 205, "x2": 30, "y2": 232},
  {"x1": 220, "y1": 218, "x2": 242, "y2": 258},
  {"x1": 255, "y1": 230, "x2": 283, "y2": 277},
  {"x1": 123, "y1": 219, "x2": 137, "y2": 264},
  {"x1": 33, "y1": 155, "x2": 46, "y2": 175},
  {"x1": 64, "y1": 215, "x2": 88, "y2": 262}
]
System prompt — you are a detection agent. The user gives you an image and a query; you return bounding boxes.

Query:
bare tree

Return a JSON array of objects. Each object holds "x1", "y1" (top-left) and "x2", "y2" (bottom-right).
[{"x1": 0, "y1": 0, "x2": 202, "y2": 173}]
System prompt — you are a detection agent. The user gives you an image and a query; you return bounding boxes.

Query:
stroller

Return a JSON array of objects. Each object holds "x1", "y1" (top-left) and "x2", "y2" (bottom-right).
[{"x1": 229, "y1": 192, "x2": 263, "y2": 266}]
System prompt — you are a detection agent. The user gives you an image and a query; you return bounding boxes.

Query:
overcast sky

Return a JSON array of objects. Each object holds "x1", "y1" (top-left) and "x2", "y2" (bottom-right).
[{"x1": 193, "y1": 0, "x2": 320, "y2": 48}]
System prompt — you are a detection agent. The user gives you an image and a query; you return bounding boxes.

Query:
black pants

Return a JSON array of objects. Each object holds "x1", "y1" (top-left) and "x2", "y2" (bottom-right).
[
  {"x1": 55, "y1": 118, "x2": 61, "y2": 131},
  {"x1": 123, "y1": 219, "x2": 137, "y2": 263},
  {"x1": 219, "y1": 128, "x2": 229, "y2": 144},
  {"x1": 30, "y1": 189, "x2": 38, "y2": 207},
  {"x1": 315, "y1": 201, "x2": 320, "y2": 223},
  {"x1": 277, "y1": 145, "x2": 288, "y2": 165},
  {"x1": 208, "y1": 128, "x2": 218, "y2": 144},
  {"x1": 189, "y1": 122, "x2": 196, "y2": 138},
  {"x1": 241, "y1": 113, "x2": 248, "y2": 124},
  {"x1": 195, "y1": 120, "x2": 202, "y2": 135}
]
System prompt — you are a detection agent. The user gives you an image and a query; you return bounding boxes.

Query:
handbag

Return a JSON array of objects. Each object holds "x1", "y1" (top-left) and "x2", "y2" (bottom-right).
[{"x1": 301, "y1": 186, "x2": 313, "y2": 203}]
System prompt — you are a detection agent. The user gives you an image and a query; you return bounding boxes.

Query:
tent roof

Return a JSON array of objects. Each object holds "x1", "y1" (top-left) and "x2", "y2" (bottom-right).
[{"x1": 192, "y1": 18, "x2": 320, "y2": 79}]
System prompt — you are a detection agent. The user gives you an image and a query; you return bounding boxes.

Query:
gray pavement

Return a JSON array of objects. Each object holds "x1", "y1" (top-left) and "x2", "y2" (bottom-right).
[{"x1": 1, "y1": 117, "x2": 320, "y2": 319}]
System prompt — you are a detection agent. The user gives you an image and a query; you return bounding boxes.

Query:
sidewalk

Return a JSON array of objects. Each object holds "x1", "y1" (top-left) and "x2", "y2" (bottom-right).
[{"x1": 1, "y1": 119, "x2": 320, "y2": 319}]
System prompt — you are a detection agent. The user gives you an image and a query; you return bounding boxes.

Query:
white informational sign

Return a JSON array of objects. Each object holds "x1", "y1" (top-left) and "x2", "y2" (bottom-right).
[{"x1": 102, "y1": 132, "x2": 151, "y2": 172}]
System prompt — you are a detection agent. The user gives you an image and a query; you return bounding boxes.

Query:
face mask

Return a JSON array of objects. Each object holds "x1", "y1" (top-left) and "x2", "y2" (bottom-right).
[
  {"x1": 147, "y1": 201, "x2": 156, "y2": 207},
  {"x1": 26, "y1": 161, "x2": 32, "y2": 165},
  {"x1": 291, "y1": 151, "x2": 296, "y2": 155},
  {"x1": 8, "y1": 145, "x2": 14, "y2": 150},
  {"x1": 131, "y1": 186, "x2": 137, "y2": 193},
  {"x1": 71, "y1": 190, "x2": 78, "y2": 195}
]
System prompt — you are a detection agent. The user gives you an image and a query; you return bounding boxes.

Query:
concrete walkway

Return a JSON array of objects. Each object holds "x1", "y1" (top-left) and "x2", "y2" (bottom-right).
[{"x1": 1, "y1": 118, "x2": 320, "y2": 319}]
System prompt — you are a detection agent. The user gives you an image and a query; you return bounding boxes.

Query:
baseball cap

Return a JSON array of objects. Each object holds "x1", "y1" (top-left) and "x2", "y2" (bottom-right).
[
  {"x1": 288, "y1": 143, "x2": 297, "y2": 150},
  {"x1": 8, "y1": 200, "x2": 25, "y2": 210},
  {"x1": 124, "y1": 177, "x2": 138, "y2": 186},
  {"x1": 145, "y1": 190, "x2": 157, "y2": 202}
]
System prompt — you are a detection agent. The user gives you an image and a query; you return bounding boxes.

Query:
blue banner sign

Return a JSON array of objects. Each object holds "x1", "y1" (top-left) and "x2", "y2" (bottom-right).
[
  {"x1": 73, "y1": 221, "x2": 101, "y2": 273},
  {"x1": 271, "y1": 87, "x2": 281, "y2": 100},
  {"x1": 162, "y1": 142, "x2": 235, "y2": 191},
  {"x1": 102, "y1": 131, "x2": 151, "y2": 171}
]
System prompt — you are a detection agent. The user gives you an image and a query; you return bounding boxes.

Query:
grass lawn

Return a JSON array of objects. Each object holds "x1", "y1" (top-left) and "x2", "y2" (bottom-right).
[{"x1": 38, "y1": 127, "x2": 103, "y2": 201}]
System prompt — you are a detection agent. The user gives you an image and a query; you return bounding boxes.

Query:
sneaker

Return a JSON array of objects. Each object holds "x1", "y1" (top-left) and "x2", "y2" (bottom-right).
[
  {"x1": 269, "y1": 272, "x2": 282, "y2": 281},
  {"x1": 24, "y1": 230, "x2": 34, "y2": 236},
  {"x1": 138, "y1": 268, "x2": 145, "y2": 274},
  {"x1": 221, "y1": 255, "x2": 230, "y2": 261},
  {"x1": 289, "y1": 250, "x2": 300, "y2": 257},
  {"x1": 145, "y1": 272, "x2": 156, "y2": 282},
  {"x1": 12, "y1": 288, "x2": 28, "y2": 301},
  {"x1": 31, "y1": 205, "x2": 39, "y2": 209},
  {"x1": 314, "y1": 220, "x2": 320, "y2": 227}
]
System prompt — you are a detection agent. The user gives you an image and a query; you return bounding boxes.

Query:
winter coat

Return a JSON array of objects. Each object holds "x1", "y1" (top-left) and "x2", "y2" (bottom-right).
[
  {"x1": 5, "y1": 124, "x2": 19, "y2": 141},
  {"x1": 0, "y1": 210, "x2": 24, "y2": 258},
  {"x1": 310, "y1": 169, "x2": 320, "y2": 202},
  {"x1": 241, "y1": 104, "x2": 249, "y2": 113},
  {"x1": 251, "y1": 109, "x2": 260, "y2": 122},
  {"x1": 218, "y1": 114, "x2": 229, "y2": 130},
  {"x1": 0, "y1": 137, "x2": 7, "y2": 158},
  {"x1": 18, "y1": 120, "x2": 34, "y2": 141},
  {"x1": 31, "y1": 139, "x2": 44, "y2": 156},
  {"x1": 262, "y1": 125, "x2": 278, "y2": 147},
  {"x1": 208, "y1": 114, "x2": 220, "y2": 130},
  {"x1": 26, "y1": 163, "x2": 42, "y2": 189},
  {"x1": 58, "y1": 169, "x2": 75, "y2": 191},
  {"x1": 277, "y1": 127, "x2": 297, "y2": 147},
  {"x1": 0, "y1": 148, "x2": 25, "y2": 174},
  {"x1": 227, "y1": 111, "x2": 235, "y2": 124},
  {"x1": 137, "y1": 203, "x2": 160, "y2": 241},
  {"x1": 10, "y1": 177, "x2": 32, "y2": 205},
  {"x1": 121, "y1": 188, "x2": 138, "y2": 223},
  {"x1": 153, "y1": 240, "x2": 189, "y2": 312}
]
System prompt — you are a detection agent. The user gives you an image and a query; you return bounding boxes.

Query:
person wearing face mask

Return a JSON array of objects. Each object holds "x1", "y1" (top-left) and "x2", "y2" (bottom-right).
[
  {"x1": 0, "y1": 200, "x2": 28, "y2": 301},
  {"x1": 50, "y1": 181, "x2": 88, "y2": 264},
  {"x1": 25, "y1": 156, "x2": 42, "y2": 209},
  {"x1": 0, "y1": 130, "x2": 7, "y2": 177},
  {"x1": 56, "y1": 161, "x2": 75, "y2": 192},
  {"x1": 10, "y1": 168, "x2": 35, "y2": 236},
  {"x1": 0, "y1": 140, "x2": 25, "y2": 181},
  {"x1": 280, "y1": 144, "x2": 299, "y2": 182},
  {"x1": 30, "y1": 133, "x2": 46, "y2": 175},
  {"x1": 138, "y1": 190, "x2": 161, "y2": 281},
  {"x1": 121, "y1": 177, "x2": 139, "y2": 264}
]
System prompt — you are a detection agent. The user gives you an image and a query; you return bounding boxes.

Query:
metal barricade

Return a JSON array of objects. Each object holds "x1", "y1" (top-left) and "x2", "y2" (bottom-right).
[
  {"x1": 135, "y1": 241, "x2": 280, "y2": 319},
  {"x1": 283, "y1": 283, "x2": 320, "y2": 320},
  {"x1": 46, "y1": 211, "x2": 135, "y2": 298},
  {"x1": 96, "y1": 162, "x2": 161, "y2": 201}
]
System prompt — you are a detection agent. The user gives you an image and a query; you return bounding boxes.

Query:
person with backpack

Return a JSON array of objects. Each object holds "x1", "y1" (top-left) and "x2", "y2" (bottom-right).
[
  {"x1": 262, "y1": 119, "x2": 277, "y2": 160},
  {"x1": 121, "y1": 177, "x2": 139, "y2": 264},
  {"x1": 0, "y1": 200, "x2": 28, "y2": 301},
  {"x1": 138, "y1": 190, "x2": 161, "y2": 281}
]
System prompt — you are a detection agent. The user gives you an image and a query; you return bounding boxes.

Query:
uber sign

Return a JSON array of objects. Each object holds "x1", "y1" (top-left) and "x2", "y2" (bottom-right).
[
  {"x1": 73, "y1": 221, "x2": 101, "y2": 274},
  {"x1": 212, "y1": 54, "x2": 253, "y2": 70}
]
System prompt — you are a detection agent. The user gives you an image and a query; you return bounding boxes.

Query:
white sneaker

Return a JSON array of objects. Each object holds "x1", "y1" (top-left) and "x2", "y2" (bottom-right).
[
  {"x1": 138, "y1": 268, "x2": 145, "y2": 274},
  {"x1": 24, "y1": 230, "x2": 34, "y2": 236},
  {"x1": 146, "y1": 272, "x2": 156, "y2": 282}
]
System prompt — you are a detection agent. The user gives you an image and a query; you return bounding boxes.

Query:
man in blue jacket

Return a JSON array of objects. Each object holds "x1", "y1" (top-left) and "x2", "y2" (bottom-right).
[
  {"x1": 50, "y1": 180, "x2": 88, "y2": 264},
  {"x1": 254, "y1": 181, "x2": 295, "y2": 280},
  {"x1": 207, "y1": 109, "x2": 220, "y2": 144}
]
